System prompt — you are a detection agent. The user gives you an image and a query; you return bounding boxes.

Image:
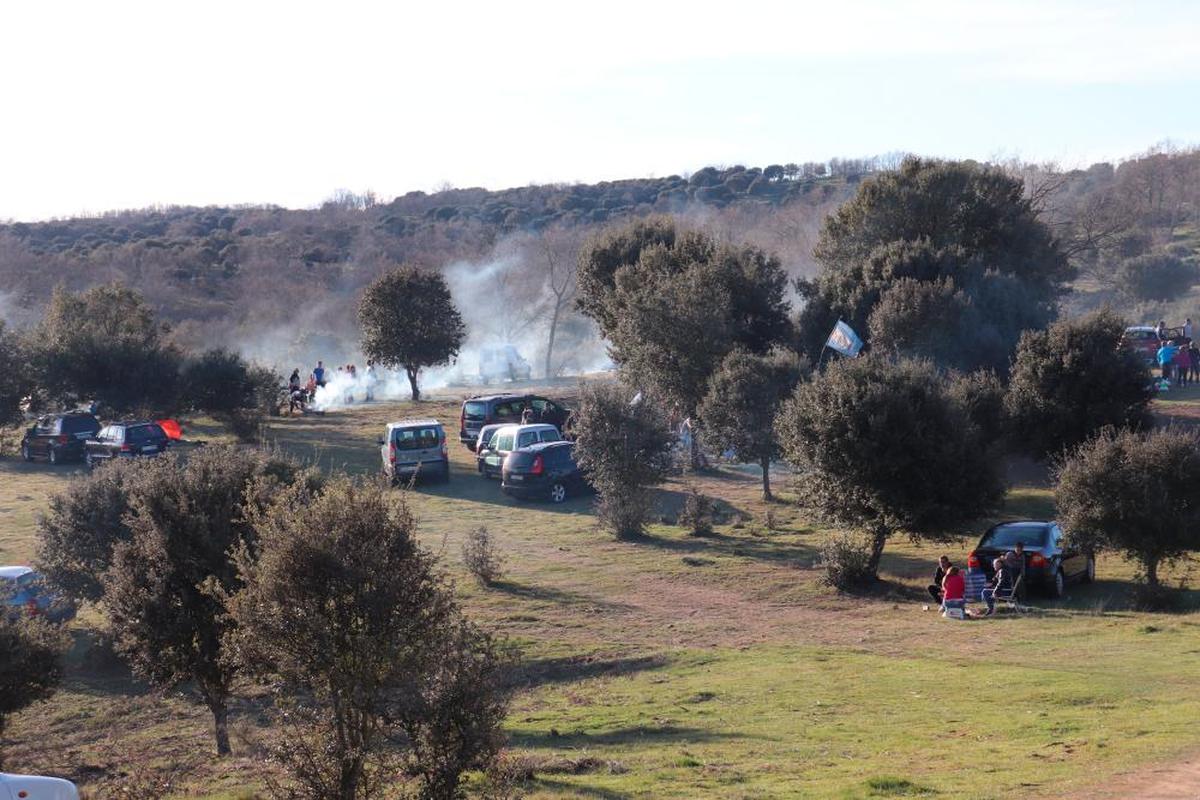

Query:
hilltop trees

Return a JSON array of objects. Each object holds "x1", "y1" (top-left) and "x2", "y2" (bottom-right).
[
  {"x1": 777, "y1": 356, "x2": 1004, "y2": 580},
  {"x1": 0, "y1": 615, "x2": 69, "y2": 769},
  {"x1": 1056, "y1": 428, "x2": 1200, "y2": 601},
  {"x1": 359, "y1": 267, "x2": 466, "y2": 401},
  {"x1": 1005, "y1": 309, "x2": 1152, "y2": 459},
  {"x1": 31, "y1": 283, "x2": 181, "y2": 413},
  {"x1": 577, "y1": 218, "x2": 792, "y2": 466},
  {"x1": 698, "y1": 349, "x2": 807, "y2": 500},
  {"x1": 796, "y1": 158, "x2": 1070, "y2": 372},
  {"x1": 228, "y1": 478, "x2": 510, "y2": 799}
]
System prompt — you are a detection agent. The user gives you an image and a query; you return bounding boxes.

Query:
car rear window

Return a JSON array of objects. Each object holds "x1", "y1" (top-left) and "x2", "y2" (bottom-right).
[
  {"x1": 981, "y1": 524, "x2": 1050, "y2": 549},
  {"x1": 126, "y1": 425, "x2": 165, "y2": 443},
  {"x1": 507, "y1": 450, "x2": 537, "y2": 469},
  {"x1": 493, "y1": 432, "x2": 515, "y2": 451},
  {"x1": 464, "y1": 401, "x2": 487, "y2": 419},
  {"x1": 61, "y1": 416, "x2": 98, "y2": 434},
  {"x1": 393, "y1": 427, "x2": 441, "y2": 451}
]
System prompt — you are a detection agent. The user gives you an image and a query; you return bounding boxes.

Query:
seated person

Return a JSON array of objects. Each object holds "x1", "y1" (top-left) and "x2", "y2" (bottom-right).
[
  {"x1": 927, "y1": 555, "x2": 952, "y2": 604},
  {"x1": 941, "y1": 566, "x2": 966, "y2": 617},
  {"x1": 981, "y1": 557, "x2": 1015, "y2": 615},
  {"x1": 289, "y1": 388, "x2": 307, "y2": 414}
]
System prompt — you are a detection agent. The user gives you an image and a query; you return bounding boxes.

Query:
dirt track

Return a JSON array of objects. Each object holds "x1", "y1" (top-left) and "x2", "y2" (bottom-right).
[{"x1": 1081, "y1": 753, "x2": 1200, "y2": 799}]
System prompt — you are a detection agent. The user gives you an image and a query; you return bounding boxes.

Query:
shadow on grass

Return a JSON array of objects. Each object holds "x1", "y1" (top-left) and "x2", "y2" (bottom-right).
[
  {"x1": 532, "y1": 782, "x2": 633, "y2": 800},
  {"x1": 631, "y1": 528, "x2": 820, "y2": 567},
  {"x1": 511, "y1": 653, "x2": 670, "y2": 688},
  {"x1": 490, "y1": 579, "x2": 635, "y2": 613},
  {"x1": 513, "y1": 723, "x2": 753, "y2": 750},
  {"x1": 532, "y1": 778, "x2": 632, "y2": 799}
]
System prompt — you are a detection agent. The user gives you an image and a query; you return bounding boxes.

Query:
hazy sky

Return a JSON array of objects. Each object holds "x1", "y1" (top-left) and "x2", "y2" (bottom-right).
[{"x1": 2, "y1": 0, "x2": 1198, "y2": 221}]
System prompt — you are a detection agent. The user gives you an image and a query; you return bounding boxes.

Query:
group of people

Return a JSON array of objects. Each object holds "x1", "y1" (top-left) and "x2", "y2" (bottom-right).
[
  {"x1": 286, "y1": 359, "x2": 380, "y2": 413},
  {"x1": 1155, "y1": 319, "x2": 1199, "y2": 387},
  {"x1": 927, "y1": 543, "x2": 1025, "y2": 618}
]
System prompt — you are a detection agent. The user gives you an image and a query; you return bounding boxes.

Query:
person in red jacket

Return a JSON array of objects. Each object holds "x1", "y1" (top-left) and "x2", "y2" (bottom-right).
[{"x1": 941, "y1": 566, "x2": 966, "y2": 618}]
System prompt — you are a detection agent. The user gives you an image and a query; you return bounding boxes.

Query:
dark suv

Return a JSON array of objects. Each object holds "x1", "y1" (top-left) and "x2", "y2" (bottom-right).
[
  {"x1": 20, "y1": 412, "x2": 101, "y2": 464},
  {"x1": 459, "y1": 394, "x2": 570, "y2": 450},
  {"x1": 501, "y1": 441, "x2": 591, "y2": 503},
  {"x1": 85, "y1": 422, "x2": 169, "y2": 468}
]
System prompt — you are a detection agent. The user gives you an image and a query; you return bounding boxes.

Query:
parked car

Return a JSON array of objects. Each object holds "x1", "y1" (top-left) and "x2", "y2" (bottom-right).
[
  {"x1": 967, "y1": 520, "x2": 1094, "y2": 598},
  {"x1": 479, "y1": 344, "x2": 533, "y2": 383},
  {"x1": 84, "y1": 422, "x2": 169, "y2": 468},
  {"x1": 473, "y1": 423, "x2": 507, "y2": 473},
  {"x1": 20, "y1": 411, "x2": 101, "y2": 465},
  {"x1": 501, "y1": 441, "x2": 591, "y2": 503},
  {"x1": 1120, "y1": 325, "x2": 1163, "y2": 368},
  {"x1": 1, "y1": 566, "x2": 76, "y2": 623},
  {"x1": 477, "y1": 423, "x2": 561, "y2": 479},
  {"x1": 459, "y1": 394, "x2": 570, "y2": 449},
  {"x1": 379, "y1": 419, "x2": 449, "y2": 484},
  {"x1": 0, "y1": 772, "x2": 79, "y2": 799}
]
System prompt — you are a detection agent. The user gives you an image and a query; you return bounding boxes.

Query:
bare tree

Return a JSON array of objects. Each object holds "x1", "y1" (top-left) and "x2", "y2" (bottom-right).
[{"x1": 536, "y1": 226, "x2": 583, "y2": 378}]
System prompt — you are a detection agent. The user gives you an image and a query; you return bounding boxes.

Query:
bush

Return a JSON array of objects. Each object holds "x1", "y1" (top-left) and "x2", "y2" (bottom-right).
[
  {"x1": 180, "y1": 349, "x2": 280, "y2": 442},
  {"x1": 462, "y1": 526, "x2": 505, "y2": 586},
  {"x1": 0, "y1": 614, "x2": 70, "y2": 767},
  {"x1": 818, "y1": 533, "x2": 876, "y2": 591},
  {"x1": 1006, "y1": 309, "x2": 1152, "y2": 459},
  {"x1": 677, "y1": 485, "x2": 714, "y2": 536},
  {"x1": 572, "y1": 383, "x2": 674, "y2": 538},
  {"x1": 1114, "y1": 252, "x2": 1198, "y2": 301}
]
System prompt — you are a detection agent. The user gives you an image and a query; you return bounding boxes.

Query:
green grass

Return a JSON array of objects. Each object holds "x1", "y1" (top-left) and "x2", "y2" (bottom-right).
[{"x1": 3, "y1": 392, "x2": 1199, "y2": 798}]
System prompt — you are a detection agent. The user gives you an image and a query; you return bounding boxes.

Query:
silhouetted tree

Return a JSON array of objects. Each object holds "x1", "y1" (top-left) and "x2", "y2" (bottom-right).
[{"x1": 359, "y1": 267, "x2": 465, "y2": 401}]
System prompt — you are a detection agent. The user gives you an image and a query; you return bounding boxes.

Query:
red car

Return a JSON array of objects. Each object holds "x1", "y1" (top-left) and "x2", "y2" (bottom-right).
[{"x1": 1120, "y1": 326, "x2": 1161, "y2": 368}]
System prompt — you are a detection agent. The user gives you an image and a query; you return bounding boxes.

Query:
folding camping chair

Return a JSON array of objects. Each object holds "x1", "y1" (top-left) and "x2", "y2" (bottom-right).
[{"x1": 992, "y1": 570, "x2": 1028, "y2": 613}]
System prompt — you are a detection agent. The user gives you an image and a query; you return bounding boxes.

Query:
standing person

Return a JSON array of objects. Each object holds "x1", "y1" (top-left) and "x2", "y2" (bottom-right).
[
  {"x1": 314, "y1": 360, "x2": 326, "y2": 388},
  {"x1": 1189, "y1": 341, "x2": 1200, "y2": 383},
  {"x1": 1157, "y1": 340, "x2": 1178, "y2": 384},
  {"x1": 1004, "y1": 540, "x2": 1026, "y2": 576},
  {"x1": 927, "y1": 555, "x2": 952, "y2": 605},
  {"x1": 365, "y1": 360, "x2": 377, "y2": 402},
  {"x1": 1184, "y1": 318, "x2": 1194, "y2": 341},
  {"x1": 288, "y1": 369, "x2": 301, "y2": 391},
  {"x1": 1175, "y1": 343, "x2": 1192, "y2": 388},
  {"x1": 305, "y1": 373, "x2": 317, "y2": 401},
  {"x1": 1156, "y1": 320, "x2": 1168, "y2": 341}
]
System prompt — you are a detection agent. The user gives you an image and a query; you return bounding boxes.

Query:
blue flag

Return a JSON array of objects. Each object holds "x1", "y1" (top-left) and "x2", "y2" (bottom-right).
[{"x1": 824, "y1": 320, "x2": 863, "y2": 357}]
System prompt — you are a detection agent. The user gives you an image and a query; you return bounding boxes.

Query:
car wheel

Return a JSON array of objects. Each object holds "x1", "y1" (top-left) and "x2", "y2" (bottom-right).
[
  {"x1": 1083, "y1": 556, "x2": 1096, "y2": 584},
  {"x1": 1053, "y1": 568, "x2": 1066, "y2": 599},
  {"x1": 549, "y1": 482, "x2": 568, "y2": 504},
  {"x1": 20, "y1": 443, "x2": 32, "y2": 462},
  {"x1": 48, "y1": 447, "x2": 59, "y2": 465}
]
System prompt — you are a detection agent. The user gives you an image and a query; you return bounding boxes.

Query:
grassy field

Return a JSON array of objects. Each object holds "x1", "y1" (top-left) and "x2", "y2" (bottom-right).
[{"x1": 3, "y1": 387, "x2": 1199, "y2": 798}]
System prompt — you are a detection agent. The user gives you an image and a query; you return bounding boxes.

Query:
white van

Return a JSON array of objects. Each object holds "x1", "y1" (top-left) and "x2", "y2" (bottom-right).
[{"x1": 478, "y1": 423, "x2": 560, "y2": 479}]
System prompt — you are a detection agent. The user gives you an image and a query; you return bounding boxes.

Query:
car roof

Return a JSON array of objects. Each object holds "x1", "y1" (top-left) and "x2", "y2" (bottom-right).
[
  {"x1": 1126, "y1": 326, "x2": 1157, "y2": 333},
  {"x1": 111, "y1": 420, "x2": 160, "y2": 428},
  {"x1": 989, "y1": 520, "x2": 1053, "y2": 529},
  {"x1": 523, "y1": 440, "x2": 573, "y2": 452},
  {"x1": 465, "y1": 393, "x2": 527, "y2": 403},
  {"x1": 387, "y1": 418, "x2": 441, "y2": 429},
  {"x1": 0, "y1": 566, "x2": 35, "y2": 580},
  {"x1": 494, "y1": 423, "x2": 558, "y2": 434}
]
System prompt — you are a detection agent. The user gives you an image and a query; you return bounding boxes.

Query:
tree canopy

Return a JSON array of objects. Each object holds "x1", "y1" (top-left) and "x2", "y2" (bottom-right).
[
  {"x1": 1005, "y1": 308, "x2": 1152, "y2": 459},
  {"x1": 776, "y1": 355, "x2": 1004, "y2": 577},
  {"x1": 358, "y1": 266, "x2": 466, "y2": 401},
  {"x1": 796, "y1": 158, "x2": 1071, "y2": 372}
]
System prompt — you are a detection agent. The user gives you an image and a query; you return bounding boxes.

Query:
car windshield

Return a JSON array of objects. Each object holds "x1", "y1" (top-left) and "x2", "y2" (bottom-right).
[
  {"x1": 981, "y1": 524, "x2": 1050, "y2": 549},
  {"x1": 393, "y1": 427, "x2": 440, "y2": 450}
]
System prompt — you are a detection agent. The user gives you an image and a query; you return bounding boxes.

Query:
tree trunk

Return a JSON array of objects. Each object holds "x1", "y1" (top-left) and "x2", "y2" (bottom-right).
[
  {"x1": 1145, "y1": 556, "x2": 1160, "y2": 587},
  {"x1": 406, "y1": 366, "x2": 421, "y2": 401},
  {"x1": 544, "y1": 301, "x2": 561, "y2": 380},
  {"x1": 760, "y1": 455, "x2": 772, "y2": 501},
  {"x1": 865, "y1": 525, "x2": 890, "y2": 578},
  {"x1": 207, "y1": 697, "x2": 231, "y2": 756}
]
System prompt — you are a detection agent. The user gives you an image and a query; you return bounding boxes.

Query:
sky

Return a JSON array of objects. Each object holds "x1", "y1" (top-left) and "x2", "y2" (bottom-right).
[{"x1": 1, "y1": 0, "x2": 1198, "y2": 221}]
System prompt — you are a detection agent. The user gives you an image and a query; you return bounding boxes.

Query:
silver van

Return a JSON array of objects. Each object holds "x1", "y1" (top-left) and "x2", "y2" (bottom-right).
[
  {"x1": 380, "y1": 419, "x2": 449, "y2": 484},
  {"x1": 478, "y1": 423, "x2": 560, "y2": 479}
]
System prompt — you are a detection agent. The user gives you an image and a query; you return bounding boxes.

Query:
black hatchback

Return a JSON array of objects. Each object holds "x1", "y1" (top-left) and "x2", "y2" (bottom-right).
[
  {"x1": 85, "y1": 422, "x2": 170, "y2": 468},
  {"x1": 501, "y1": 441, "x2": 590, "y2": 503},
  {"x1": 20, "y1": 412, "x2": 101, "y2": 464}
]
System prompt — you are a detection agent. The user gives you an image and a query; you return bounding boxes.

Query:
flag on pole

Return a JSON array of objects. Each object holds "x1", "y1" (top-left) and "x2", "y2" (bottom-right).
[{"x1": 824, "y1": 320, "x2": 863, "y2": 357}]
